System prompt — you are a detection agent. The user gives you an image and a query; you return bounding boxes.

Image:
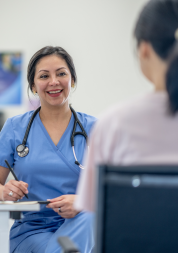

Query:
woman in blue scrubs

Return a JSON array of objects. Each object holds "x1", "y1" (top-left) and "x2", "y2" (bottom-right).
[{"x1": 0, "y1": 46, "x2": 97, "y2": 253}]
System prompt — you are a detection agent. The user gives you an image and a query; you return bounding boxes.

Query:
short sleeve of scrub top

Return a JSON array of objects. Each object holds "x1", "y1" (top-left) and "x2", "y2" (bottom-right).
[{"x1": 0, "y1": 117, "x2": 16, "y2": 168}]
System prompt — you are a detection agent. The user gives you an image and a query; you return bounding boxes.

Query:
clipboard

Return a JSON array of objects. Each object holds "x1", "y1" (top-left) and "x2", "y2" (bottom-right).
[{"x1": 0, "y1": 201, "x2": 50, "y2": 205}]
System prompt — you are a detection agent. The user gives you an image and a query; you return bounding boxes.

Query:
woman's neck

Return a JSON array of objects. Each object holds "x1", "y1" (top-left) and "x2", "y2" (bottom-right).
[
  {"x1": 39, "y1": 103, "x2": 72, "y2": 124},
  {"x1": 153, "y1": 76, "x2": 166, "y2": 92},
  {"x1": 151, "y1": 56, "x2": 167, "y2": 92}
]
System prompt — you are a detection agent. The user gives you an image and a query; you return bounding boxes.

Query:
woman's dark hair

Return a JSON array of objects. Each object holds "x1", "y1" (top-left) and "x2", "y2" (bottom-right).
[
  {"x1": 27, "y1": 46, "x2": 77, "y2": 93},
  {"x1": 134, "y1": 0, "x2": 178, "y2": 113}
]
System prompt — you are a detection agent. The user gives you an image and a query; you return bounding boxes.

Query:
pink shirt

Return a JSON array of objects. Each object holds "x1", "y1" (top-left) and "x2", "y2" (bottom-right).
[{"x1": 75, "y1": 91, "x2": 178, "y2": 212}]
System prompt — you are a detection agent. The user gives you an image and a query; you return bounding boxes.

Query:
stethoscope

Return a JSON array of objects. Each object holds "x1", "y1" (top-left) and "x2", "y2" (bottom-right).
[{"x1": 16, "y1": 106, "x2": 88, "y2": 169}]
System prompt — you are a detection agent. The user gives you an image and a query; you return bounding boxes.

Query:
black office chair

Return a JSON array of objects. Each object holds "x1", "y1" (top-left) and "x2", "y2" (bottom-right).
[{"x1": 95, "y1": 164, "x2": 178, "y2": 253}]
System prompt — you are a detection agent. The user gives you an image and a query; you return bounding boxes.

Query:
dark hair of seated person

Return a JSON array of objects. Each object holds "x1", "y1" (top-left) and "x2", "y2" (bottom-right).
[{"x1": 134, "y1": 0, "x2": 178, "y2": 113}]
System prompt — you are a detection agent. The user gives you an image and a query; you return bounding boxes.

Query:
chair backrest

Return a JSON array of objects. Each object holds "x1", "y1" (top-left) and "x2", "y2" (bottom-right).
[{"x1": 95, "y1": 165, "x2": 178, "y2": 253}]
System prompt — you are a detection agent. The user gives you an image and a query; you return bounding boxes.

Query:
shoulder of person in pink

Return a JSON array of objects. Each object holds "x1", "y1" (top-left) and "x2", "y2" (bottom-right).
[{"x1": 75, "y1": 90, "x2": 178, "y2": 212}]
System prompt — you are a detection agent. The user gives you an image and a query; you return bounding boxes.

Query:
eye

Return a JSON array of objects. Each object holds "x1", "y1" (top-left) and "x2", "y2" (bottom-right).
[
  {"x1": 40, "y1": 74, "x2": 48, "y2": 79},
  {"x1": 58, "y1": 72, "x2": 66, "y2": 77}
]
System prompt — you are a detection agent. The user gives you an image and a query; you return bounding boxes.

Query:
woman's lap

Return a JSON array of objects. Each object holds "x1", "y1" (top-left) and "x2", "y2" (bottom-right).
[
  {"x1": 45, "y1": 211, "x2": 94, "y2": 253},
  {"x1": 14, "y1": 232, "x2": 53, "y2": 253},
  {"x1": 14, "y1": 212, "x2": 94, "y2": 253}
]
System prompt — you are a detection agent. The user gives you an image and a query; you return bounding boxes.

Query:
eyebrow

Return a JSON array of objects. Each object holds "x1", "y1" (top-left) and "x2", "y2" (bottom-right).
[{"x1": 38, "y1": 67, "x2": 67, "y2": 73}]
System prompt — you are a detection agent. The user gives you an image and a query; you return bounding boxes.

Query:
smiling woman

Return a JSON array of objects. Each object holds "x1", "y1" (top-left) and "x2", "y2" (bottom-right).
[{"x1": 0, "y1": 46, "x2": 97, "y2": 253}]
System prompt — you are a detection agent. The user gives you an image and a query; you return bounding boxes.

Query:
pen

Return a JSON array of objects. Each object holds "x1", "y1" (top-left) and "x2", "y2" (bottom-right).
[{"x1": 5, "y1": 160, "x2": 29, "y2": 199}]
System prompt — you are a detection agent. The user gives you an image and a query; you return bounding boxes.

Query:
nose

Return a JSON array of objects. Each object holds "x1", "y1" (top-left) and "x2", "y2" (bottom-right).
[{"x1": 49, "y1": 75, "x2": 60, "y2": 86}]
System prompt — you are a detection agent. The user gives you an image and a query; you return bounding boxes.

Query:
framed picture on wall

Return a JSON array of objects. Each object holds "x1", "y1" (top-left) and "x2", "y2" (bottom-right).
[{"x1": 0, "y1": 52, "x2": 22, "y2": 105}]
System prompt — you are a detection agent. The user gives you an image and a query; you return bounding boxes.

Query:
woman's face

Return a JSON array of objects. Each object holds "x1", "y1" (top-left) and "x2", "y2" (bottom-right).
[{"x1": 33, "y1": 54, "x2": 73, "y2": 108}]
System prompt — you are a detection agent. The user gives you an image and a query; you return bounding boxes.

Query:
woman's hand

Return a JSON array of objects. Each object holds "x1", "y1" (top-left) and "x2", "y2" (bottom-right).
[
  {"x1": 2, "y1": 180, "x2": 28, "y2": 201},
  {"x1": 47, "y1": 195, "x2": 79, "y2": 219}
]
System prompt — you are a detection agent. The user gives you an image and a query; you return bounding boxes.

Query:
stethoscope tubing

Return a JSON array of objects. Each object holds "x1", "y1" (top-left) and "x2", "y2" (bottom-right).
[
  {"x1": 16, "y1": 106, "x2": 88, "y2": 169},
  {"x1": 72, "y1": 146, "x2": 89, "y2": 170},
  {"x1": 22, "y1": 107, "x2": 41, "y2": 145}
]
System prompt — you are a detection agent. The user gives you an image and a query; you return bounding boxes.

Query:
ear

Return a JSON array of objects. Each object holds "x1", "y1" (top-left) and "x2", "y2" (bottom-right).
[
  {"x1": 138, "y1": 41, "x2": 152, "y2": 61},
  {"x1": 32, "y1": 84, "x2": 37, "y2": 94}
]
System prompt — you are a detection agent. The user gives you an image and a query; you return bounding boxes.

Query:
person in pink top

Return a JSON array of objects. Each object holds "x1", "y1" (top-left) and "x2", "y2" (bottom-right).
[{"x1": 75, "y1": 0, "x2": 178, "y2": 212}]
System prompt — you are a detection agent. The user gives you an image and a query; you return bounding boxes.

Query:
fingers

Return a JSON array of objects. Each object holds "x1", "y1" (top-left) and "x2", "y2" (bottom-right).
[
  {"x1": 46, "y1": 195, "x2": 78, "y2": 218},
  {"x1": 20, "y1": 181, "x2": 28, "y2": 188},
  {"x1": 47, "y1": 194, "x2": 75, "y2": 206},
  {"x1": 54, "y1": 207, "x2": 66, "y2": 217},
  {"x1": 10, "y1": 180, "x2": 28, "y2": 196},
  {"x1": 7, "y1": 186, "x2": 23, "y2": 200},
  {"x1": 46, "y1": 202, "x2": 63, "y2": 214},
  {"x1": 5, "y1": 194, "x2": 18, "y2": 202},
  {"x1": 47, "y1": 201, "x2": 77, "y2": 218},
  {"x1": 47, "y1": 195, "x2": 76, "y2": 209},
  {"x1": 47, "y1": 200, "x2": 65, "y2": 209},
  {"x1": 54, "y1": 207, "x2": 63, "y2": 213},
  {"x1": 53, "y1": 206, "x2": 79, "y2": 219},
  {"x1": 47, "y1": 196, "x2": 64, "y2": 203},
  {"x1": 15, "y1": 181, "x2": 28, "y2": 193},
  {"x1": 3, "y1": 180, "x2": 28, "y2": 201}
]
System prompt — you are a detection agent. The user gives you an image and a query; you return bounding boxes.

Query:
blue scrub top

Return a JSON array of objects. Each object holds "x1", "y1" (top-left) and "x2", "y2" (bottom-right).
[{"x1": 0, "y1": 109, "x2": 97, "y2": 252}]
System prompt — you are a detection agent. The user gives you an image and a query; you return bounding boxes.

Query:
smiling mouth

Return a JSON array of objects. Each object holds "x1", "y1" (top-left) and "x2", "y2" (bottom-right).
[{"x1": 47, "y1": 90, "x2": 63, "y2": 94}]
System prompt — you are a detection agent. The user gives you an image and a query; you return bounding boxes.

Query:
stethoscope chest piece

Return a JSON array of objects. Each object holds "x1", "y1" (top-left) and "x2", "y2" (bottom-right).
[{"x1": 16, "y1": 144, "x2": 29, "y2": 157}]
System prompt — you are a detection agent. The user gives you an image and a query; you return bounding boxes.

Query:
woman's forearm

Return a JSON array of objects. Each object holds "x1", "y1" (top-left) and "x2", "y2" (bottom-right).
[
  {"x1": 0, "y1": 165, "x2": 10, "y2": 200},
  {"x1": 0, "y1": 184, "x2": 5, "y2": 201}
]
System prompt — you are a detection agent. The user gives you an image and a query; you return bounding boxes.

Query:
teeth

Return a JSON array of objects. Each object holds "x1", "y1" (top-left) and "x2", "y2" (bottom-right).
[{"x1": 48, "y1": 90, "x2": 62, "y2": 94}]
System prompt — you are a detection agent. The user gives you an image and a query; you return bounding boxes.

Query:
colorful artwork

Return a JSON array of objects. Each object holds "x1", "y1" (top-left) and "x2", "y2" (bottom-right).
[{"x1": 0, "y1": 52, "x2": 22, "y2": 105}]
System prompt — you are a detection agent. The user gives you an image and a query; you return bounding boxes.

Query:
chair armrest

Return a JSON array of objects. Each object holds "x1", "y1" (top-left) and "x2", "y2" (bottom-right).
[{"x1": 58, "y1": 236, "x2": 80, "y2": 253}]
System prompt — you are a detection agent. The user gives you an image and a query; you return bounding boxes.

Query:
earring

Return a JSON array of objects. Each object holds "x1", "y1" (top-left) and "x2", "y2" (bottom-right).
[
  {"x1": 71, "y1": 83, "x2": 75, "y2": 88},
  {"x1": 33, "y1": 90, "x2": 37, "y2": 95}
]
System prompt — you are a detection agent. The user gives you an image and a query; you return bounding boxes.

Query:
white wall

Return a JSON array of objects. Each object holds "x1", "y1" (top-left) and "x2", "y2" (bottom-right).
[{"x1": 0, "y1": 0, "x2": 151, "y2": 119}]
